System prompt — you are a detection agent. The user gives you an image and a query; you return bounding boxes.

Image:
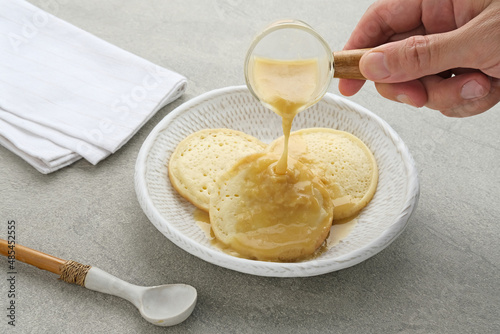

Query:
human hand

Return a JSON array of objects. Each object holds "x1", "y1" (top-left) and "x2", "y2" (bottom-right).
[{"x1": 339, "y1": 0, "x2": 500, "y2": 117}]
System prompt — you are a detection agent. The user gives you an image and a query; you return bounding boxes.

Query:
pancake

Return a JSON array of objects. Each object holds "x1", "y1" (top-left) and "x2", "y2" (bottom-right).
[
  {"x1": 168, "y1": 128, "x2": 266, "y2": 211},
  {"x1": 210, "y1": 152, "x2": 334, "y2": 262},
  {"x1": 266, "y1": 128, "x2": 378, "y2": 220}
]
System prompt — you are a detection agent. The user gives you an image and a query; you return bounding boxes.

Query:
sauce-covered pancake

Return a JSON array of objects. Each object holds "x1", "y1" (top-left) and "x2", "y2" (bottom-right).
[
  {"x1": 266, "y1": 128, "x2": 378, "y2": 220},
  {"x1": 210, "y1": 152, "x2": 334, "y2": 262},
  {"x1": 168, "y1": 129, "x2": 266, "y2": 211}
]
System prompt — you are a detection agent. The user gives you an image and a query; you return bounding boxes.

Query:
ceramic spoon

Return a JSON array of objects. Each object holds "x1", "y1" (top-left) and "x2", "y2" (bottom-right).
[{"x1": 0, "y1": 239, "x2": 197, "y2": 327}]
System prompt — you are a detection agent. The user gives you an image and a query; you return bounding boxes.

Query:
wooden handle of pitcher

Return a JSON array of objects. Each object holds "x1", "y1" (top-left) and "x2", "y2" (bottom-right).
[
  {"x1": 0, "y1": 239, "x2": 65, "y2": 275},
  {"x1": 333, "y1": 48, "x2": 372, "y2": 80}
]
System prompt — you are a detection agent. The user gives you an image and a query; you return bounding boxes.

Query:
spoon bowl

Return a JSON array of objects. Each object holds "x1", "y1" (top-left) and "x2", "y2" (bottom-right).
[
  {"x1": 140, "y1": 284, "x2": 197, "y2": 326},
  {"x1": 84, "y1": 267, "x2": 197, "y2": 327}
]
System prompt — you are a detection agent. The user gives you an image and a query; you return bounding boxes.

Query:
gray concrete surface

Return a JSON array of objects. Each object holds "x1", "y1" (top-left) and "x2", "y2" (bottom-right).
[{"x1": 1, "y1": 0, "x2": 499, "y2": 333}]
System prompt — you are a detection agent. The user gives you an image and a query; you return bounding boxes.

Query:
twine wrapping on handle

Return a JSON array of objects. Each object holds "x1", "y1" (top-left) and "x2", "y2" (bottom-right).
[{"x1": 59, "y1": 260, "x2": 91, "y2": 286}]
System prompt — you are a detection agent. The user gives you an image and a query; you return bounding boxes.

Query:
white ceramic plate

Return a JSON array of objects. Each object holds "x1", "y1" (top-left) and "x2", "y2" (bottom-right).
[{"x1": 135, "y1": 86, "x2": 419, "y2": 277}]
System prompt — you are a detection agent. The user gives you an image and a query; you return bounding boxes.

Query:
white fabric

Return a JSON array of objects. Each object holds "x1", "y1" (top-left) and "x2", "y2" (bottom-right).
[{"x1": 0, "y1": 0, "x2": 187, "y2": 173}]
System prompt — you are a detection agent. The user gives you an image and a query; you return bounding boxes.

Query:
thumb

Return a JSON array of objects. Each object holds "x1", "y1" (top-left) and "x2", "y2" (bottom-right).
[{"x1": 359, "y1": 32, "x2": 461, "y2": 83}]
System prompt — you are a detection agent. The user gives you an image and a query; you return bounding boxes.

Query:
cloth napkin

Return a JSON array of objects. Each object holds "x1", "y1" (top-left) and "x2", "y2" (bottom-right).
[{"x1": 0, "y1": 0, "x2": 187, "y2": 173}]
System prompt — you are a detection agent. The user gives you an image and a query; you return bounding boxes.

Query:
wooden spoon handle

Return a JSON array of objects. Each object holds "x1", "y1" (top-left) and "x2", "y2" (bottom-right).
[
  {"x1": 333, "y1": 48, "x2": 372, "y2": 80},
  {"x1": 0, "y1": 239, "x2": 66, "y2": 275}
]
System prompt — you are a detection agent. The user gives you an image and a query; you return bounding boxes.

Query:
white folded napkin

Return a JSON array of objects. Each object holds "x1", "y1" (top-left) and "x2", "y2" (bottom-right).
[{"x1": 0, "y1": 0, "x2": 187, "y2": 173}]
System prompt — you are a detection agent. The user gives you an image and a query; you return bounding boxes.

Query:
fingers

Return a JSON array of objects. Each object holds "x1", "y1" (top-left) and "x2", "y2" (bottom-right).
[
  {"x1": 359, "y1": 33, "x2": 459, "y2": 83},
  {"x1": 374, "y1": 72, "x2": 500, "y2": 117},
  {"x1": 344, "y1": 0, "x2": 465, "y2": 50},
  {"x1": 374, "y1": 80, "x2": 427, "y2": 107},
  {"x1": 387, "y1": 25, "x2": 427, "y2": 43},
  {"x1": 437, "y1": 77, "x2": 500, "y2": 117},
  {"x1": 343, "y1": 0, "x2": 424, "y2": 50},
  {"x1": 339, "y1": 0, "x2": 438, "y2": 98},
  {"x1": 338, "y1": 0, "x2": 500, "y2": 116},
  {"x1": 358, "y1": 2, "x2": 500, "y2": 84},
  {"x1": 338, "y1": 79, "x2": 365, "y2": 96}
]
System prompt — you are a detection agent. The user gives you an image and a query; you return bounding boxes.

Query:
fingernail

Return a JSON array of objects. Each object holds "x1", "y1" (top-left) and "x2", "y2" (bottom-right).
[
  {"x1": 362, "y1": 52, "x2": 390, "y2": 80},
  {"x1": 396, "y1": 94, "x2": 417, "y2": 107},
  {"x1": 461, "y1": 80, "x2": 487, "y2": 100}
]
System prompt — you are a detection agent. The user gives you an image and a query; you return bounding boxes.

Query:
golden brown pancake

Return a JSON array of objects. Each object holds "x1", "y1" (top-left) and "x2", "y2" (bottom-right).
[
  {"x1": 168, "y1": 128, "x2": 266, "y2": 211},
  {"x1": 266, "y1": 128, "x2": 378, "y2": 220}
]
